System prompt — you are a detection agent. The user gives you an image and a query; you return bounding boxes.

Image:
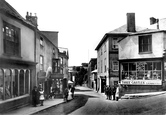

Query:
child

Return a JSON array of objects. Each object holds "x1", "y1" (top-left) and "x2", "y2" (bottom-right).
[{"x1": 39, "y1": 88, "x2": 45, "y2": 106}]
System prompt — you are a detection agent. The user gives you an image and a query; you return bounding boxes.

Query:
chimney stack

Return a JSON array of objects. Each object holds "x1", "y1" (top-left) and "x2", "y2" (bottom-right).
[
  {"x1": 25, "y1": 12, "x2": 38, "y2": 28},
  {"x1": 127, "y1": 13, "x2": 136, "y2": 32}
]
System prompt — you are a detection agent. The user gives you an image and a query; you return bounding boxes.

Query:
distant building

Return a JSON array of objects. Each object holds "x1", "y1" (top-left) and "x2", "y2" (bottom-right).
[{"x1": 87, "y1": 58, "x2": 97, "y2": 90}]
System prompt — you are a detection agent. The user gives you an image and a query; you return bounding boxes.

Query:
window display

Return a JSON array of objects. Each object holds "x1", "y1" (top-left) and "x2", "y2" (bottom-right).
[{"x1": 121, "y1": 61, "x2": 162, "y2": 80}]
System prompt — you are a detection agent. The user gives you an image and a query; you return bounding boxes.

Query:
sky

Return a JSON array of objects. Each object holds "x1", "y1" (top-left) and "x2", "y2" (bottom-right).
[{"x1": 5, "y1": 0, "x2": 166, "y2": 66}]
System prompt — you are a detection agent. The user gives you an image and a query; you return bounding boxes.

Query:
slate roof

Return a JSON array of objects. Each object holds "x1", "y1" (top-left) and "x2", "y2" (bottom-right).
[
  {"x1": 107, "y1": 24, "x2": 147, "y2": 34},
  {"x1": 0, "y1": 0, "x2": 34, "y2": 27},
  {"x1": 95, "y1": 24, "x2": 147, "y2": 50}
]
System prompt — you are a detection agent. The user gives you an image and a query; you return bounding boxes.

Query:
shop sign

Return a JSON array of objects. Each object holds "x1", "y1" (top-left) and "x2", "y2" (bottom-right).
[{"x1": 121, "y1": 80, "x2": 161, "y2": 85}]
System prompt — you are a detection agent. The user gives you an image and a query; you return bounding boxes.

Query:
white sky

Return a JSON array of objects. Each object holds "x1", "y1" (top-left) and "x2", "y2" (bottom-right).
[{"x1": 5, "y1": 0, "x2": 166, "y2": 66}]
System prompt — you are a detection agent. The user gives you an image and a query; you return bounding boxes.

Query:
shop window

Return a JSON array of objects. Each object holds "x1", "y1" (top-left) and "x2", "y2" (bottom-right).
[
  {"x1": 0, "y1": 69, "x2": 4, "y2": 100},
  {"x1": 14, "y1": 69, "x2": 18, "y2": 97},
  {"x1": 3, "y1": 21, "x2": 20, "y2": 56},
  {"x1": 139, "y1": 35, "x2": 152, "y2": 53},
  {"x1": 121, "y1": 61, "x2": 161, "y2": 80},
  {"x1": 25, "y1": 70, "x2": 29, "y2": 94},
  {"x1": 19, "y1": 70, "x2": 24, "y2": 96},
  {"x1": 5, "y1": 69, "x2": 11, "y2": 99}
]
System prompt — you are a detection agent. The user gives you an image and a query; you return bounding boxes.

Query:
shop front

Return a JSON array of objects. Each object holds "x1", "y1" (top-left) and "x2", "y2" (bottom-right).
[
  {"x1": 119, "y1": 59, "x2": 163, "y2": 94},
  {"x1": 0, "y1": 58, "x2": 36, "y2": 113},
  {"x1": 50, "y1": 73, "x2": 64, "y2": 98}
]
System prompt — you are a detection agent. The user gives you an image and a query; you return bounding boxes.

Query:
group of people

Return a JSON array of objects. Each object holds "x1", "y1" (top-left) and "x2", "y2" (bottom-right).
[
  {"x1": 63, "y1": 85, "x2": 75, "y2": 102},
  {"x1": 32, "y1": 86, "x2": 45, "y2": 107},
  {"x1": 104, "y1": 85, "x2": 120, "y2": 101}
]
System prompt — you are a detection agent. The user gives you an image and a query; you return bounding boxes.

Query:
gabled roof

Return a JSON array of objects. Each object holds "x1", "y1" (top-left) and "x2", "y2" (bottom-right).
[
  {"x1": 0, "y1": 0, "x2": 34, "y2": 28},
  {"x1": 95, "y1": 24, "x2": 147, "y2": 50},
  {"x1": 108, "y1": 24, "x2": 147, "y2": 34}
]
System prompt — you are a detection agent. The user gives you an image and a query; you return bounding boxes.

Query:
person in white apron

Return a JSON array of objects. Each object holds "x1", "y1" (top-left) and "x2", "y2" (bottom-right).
[{"x1": 39, "y1": 88, "x2": 45, "y2": 106}]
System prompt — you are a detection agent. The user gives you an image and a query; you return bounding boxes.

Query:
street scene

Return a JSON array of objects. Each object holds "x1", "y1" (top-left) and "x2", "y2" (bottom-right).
[
  {"x1": 1, "y1": 0, "x2": 166, "y2": 115},
  {"x1": 7, "y1": 86, "x2": 166, "y2": 115}
]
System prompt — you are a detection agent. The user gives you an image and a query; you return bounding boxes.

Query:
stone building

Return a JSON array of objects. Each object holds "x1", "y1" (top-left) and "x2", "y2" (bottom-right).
[
  {"x1": 0, "y1": 0, "x2": 36, "y2": 112},
  {"x1": 95, "y1": 13, "x2": 146, "y2": 93}
]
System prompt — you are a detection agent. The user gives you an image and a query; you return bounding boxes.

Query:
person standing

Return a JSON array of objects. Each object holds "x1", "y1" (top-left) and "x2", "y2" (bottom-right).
[
  {"x1": 64, "y1": 88, "x2": 69, "y2": 102},
  {"x1": 108, "y1": 86, "x2": 112, "y2": 100},
  {"x1": 39, "y1": 88, "x2": 45, "y2": 106},
  {"x1": 32, "y1": 86, "x2": 38, "y2": 107},
  {"x1": 112, "y1": 85, "x2": 116, "y2": 100},
  {"x1": 115, "y1": 85, "x2": 120, "y2": 101},
  {"x1": 71, "y1": 86, "x2": 75, "y2": 99}
]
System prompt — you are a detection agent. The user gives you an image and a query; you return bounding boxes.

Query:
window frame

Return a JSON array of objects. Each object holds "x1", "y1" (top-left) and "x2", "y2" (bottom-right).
[
  {"x1": 138, "y1": 35, "x2": 152, "y2": 53},
  {"x1": 112, "y1": 61, "x2": 119, "y2": 71},
  {"x1": 3, "y1": 21, "x2": 21, "y2": 56},
  {"x1": 40, "y1": 55, "x2": 44, "y2": 71},
  {"x1": 112, "y1": 38, "x2": 118, "y2": 49}
]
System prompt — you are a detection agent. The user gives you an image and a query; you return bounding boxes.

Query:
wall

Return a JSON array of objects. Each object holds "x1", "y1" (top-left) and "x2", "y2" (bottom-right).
[
  {"x1": 0, "y1": 13, "x2": 35, "y2": 62},
  {"x1": 119, "y1": 32, "x2": 164, "y2": 60}
]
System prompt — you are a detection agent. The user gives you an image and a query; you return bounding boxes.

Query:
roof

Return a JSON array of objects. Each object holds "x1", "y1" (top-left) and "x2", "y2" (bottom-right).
[
  {"x1": 0, "y1": 0, "x2": 35, "y2": 28},
  {"x1": 95, "y1": 24, "x2": 147, "y2": 50},
  {"x1": 129, "y1": 28, "x2": 166, "y2": 35}
]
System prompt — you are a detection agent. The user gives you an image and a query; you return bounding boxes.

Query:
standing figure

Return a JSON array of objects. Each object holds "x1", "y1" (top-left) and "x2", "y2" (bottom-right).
[
  {"x1": 64, "y1": 88, "x2": 69, "y2": 102},
  {"x1": 32, "y1": 86, "x2": 38, "y2": 107},
  {"x1": 115, "y1": 85, "x2": 119, "y2": 101},
  {"x1": 108, "y1": 86, "x2": 112, "y2": 100},
  {"x1": 71, "y1": 86, "x2": 75, "y2": 99},
  {"x1": 112, "y1": 85, "x2": 116, "y2": 100},
  {"x1": 39, "y1": 88, "x2": 45, "y2": 106}
]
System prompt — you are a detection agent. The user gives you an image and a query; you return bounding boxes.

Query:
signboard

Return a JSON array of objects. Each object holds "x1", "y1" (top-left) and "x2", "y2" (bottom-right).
[{"x1": 121, "y1": 80, "x2": 161, "y2": 85}]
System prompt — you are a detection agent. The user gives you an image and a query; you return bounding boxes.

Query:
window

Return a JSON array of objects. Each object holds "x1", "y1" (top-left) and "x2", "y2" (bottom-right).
[
  {"x1": 53, "y1": 48, "x2": 55, "y2": 55},
  {"x1": 40, "y1": 37, "x2": 44, "y2": 47},
  {"x1": 3, "y1": 21, "x2": 20, "y2": 56},
  {"x1": 101, "y1": 47, "x2": 102, "y2": 55},
  {"x1": 0, "y1": 69, "x2": 30, "y2": 101},
  {"x1": 139, "y1": 35, "x2": 152, "y2": 53},
  {"x1": 121, "y1": 61, "x2": 161, "y2": 80},
  {"x1": 40, "y1": 55, "x2": 44, "y2": 70},
  {"x1": 104, "y1": 58, "x2": 106, "y2": 72},
  {"x1": 101, "y1": 60, "x2": 102, "y2": 73},
  {"x1": 104, "y1": 43, "x2": 106, "y2": 52},
  {"x1": 112, "y1": 61, "x2": 119, "y2": 71},
  {"x1": 112, "y1": 38, "x2": 118, "y2": 49}
]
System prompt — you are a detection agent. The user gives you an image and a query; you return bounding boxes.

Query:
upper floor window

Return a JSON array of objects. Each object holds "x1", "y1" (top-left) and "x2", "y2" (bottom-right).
[
  {"x1": 104, "y1": 58, "x2": 106, "y2": 72},
  {"x1": 40, "y1": 55, "x2": 44, "y2": 70},
  {"x1": 40, "y1": 37, "x2": 44, "y2": 47},
  {"x1": 112, "y1": 38, "x2": 118, "y2": 49},
  {"x1": 112, "y1": 61, "x2": 119, "y2": 71},
  {"x1": 3, "y1": 21, "x2": 20, "y2": 56},
  {"x1": 104, "y1": 43, "x2": 106, "y2": 52},
  {"x1": 101, "y1": 47, "x2": 102, "y2": 55},
  {"x1": 139, "y1": 35, "x2": 152, "y2": 53},
  {"x1": 53, "y1": 48, "x2": 55, "y2": 55}
]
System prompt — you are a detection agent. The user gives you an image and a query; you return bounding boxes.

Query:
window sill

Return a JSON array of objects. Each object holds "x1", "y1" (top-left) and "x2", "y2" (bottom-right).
[
  {"x1": 139, "y1": 51, "x2": 152, "y2": 54},
  {"x1": 3, "y1": 53, "x2": 22, "y2": 59}
]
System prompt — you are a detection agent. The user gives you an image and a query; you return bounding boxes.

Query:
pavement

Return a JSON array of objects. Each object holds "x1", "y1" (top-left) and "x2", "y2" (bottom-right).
[
  {"x1": 3, "y1": 86, "x2": 166, "y2": 115},
  {"x1": 121, "y1": 91, "x2": 166, "y2": 99}
]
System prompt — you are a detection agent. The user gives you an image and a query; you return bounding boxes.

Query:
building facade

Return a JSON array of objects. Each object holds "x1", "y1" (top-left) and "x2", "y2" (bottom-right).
[
  {"x1": 87, "y1": 58, "x2": 97, "y2": 89},
  {"x1": 0, "y1": 0, "x2": 36, "y2": 112},
  {"x1": 95, "y1": 13, "x2": 146, "y2": 93},
  {"x1": 119, "y1": 29, "x2": 166, "y2": 94}
]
